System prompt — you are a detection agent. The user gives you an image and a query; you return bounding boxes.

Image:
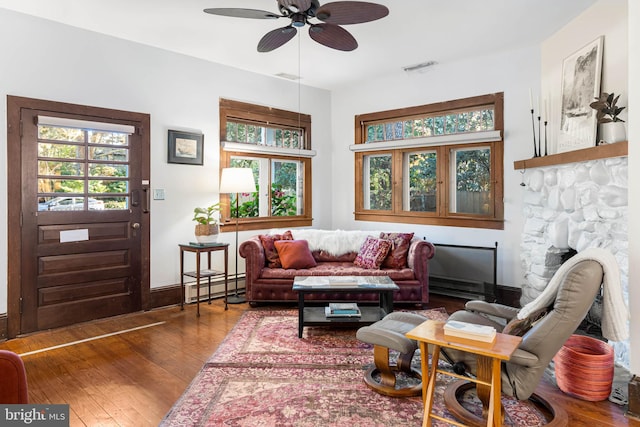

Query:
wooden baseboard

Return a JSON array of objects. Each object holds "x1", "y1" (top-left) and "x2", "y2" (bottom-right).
[
  {"x1": 149, "y1": 285, "x2": 181, "y2": 309},
  {"x1": 0, "y1": 314, "x2": 7, "y2": 341}
]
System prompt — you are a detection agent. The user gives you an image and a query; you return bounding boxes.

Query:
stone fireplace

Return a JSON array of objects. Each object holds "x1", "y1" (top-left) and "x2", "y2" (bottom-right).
[{"x1": 519, "y1": 145, "x2": 629, "y2": 369}]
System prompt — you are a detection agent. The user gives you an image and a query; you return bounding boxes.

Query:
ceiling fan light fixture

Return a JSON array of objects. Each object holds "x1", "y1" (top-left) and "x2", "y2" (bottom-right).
[{"x1": 291, "y1": 14, "x2": 306, "y2": 27}]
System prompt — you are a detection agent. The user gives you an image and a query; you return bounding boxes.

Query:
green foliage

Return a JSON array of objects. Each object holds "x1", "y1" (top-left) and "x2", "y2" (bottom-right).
[
  {"x1": 271, "y1": 184, "x2": 297, "y2": 216},
  {"x1": 192, "y1": 202, "x2": 221, "y2": 225},
  {"x1": 368, "y1": 155, "x2": 392, "y2": 210},
  {"x1": 590, "y1": 92, "x2": 625, "y2": 123},
  {"x1": 455, "y1": 149, "x2": 491, "y2": 192}
]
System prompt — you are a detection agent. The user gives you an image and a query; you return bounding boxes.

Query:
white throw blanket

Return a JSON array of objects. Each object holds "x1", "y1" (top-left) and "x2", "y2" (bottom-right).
[
  {"x1": 270, "y1": 229, "x2": 383, "y2": 255},
  {"x1": 518, "y1": 247, "x2": 628, "y2": 342}
]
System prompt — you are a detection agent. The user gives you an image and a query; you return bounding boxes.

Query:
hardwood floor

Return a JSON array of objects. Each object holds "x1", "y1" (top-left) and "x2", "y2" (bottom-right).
[{"x1": 0, "y1": 296, "x2": 636, "y2": 426}]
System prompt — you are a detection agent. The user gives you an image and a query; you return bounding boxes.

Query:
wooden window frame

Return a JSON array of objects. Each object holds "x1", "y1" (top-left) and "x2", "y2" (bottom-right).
[
  {"x1": 219, "y1": 99, "x2": 313, "y2": 232},
  {"x1": 354, "y1": 93, "x2": 504, "y2": 230}
]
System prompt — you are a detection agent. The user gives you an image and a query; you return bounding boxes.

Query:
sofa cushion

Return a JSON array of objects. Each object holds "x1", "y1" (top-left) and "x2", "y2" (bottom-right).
[
  {"x1": 380, "y1": 232, "x2": 414, "y2": 269},
  {"x1": 259, "y1": 230, "x2": 293, "y2": 268},
  {"x1": 354, "y1": 236, "x2": 392, "y2": 270},
  {"x1": 274, "y1": 239, "x2": 317, "y2": 269},
  {"x1": 259, "y1": 262, "x2": 416, "y2": 280}
]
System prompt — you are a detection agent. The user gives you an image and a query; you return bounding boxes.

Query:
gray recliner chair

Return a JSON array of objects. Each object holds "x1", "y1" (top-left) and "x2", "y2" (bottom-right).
[
  {"x1": 358, "y1": 256, "x2": 612, "y2": 425},
  {"x1": 446, "y1": 258, "x2": 604, "y2": 400}
]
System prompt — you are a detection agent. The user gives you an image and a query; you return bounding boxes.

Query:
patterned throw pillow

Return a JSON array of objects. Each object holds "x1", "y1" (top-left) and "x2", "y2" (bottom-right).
[
  {"x1": 273, "y1": 240, "x2": 317, "y2": 269},
  {"x1": 354, "y1": 236, "x2": 392, "y2": 270},
  {"x1": 259, "y1": 230, "x2": 293, "y2": 268},
  {"x1": 379, "y1": 232, "x2": 414, "y2": 269}
]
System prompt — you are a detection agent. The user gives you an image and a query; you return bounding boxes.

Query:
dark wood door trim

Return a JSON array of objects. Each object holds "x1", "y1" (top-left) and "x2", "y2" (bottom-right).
[{"x1": 6, "y1": 95, "x2": 151, "y2": 338}]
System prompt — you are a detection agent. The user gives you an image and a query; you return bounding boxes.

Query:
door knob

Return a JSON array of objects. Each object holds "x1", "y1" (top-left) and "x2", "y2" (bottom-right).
[{"x1": 131, "y1": 223, "x2": 141, "y2": 229}]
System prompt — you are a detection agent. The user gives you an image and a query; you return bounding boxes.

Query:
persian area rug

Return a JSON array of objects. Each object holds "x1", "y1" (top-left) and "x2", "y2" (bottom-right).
[{"x1": 161, "y1": 309, "x2": 550, "y2": 427}]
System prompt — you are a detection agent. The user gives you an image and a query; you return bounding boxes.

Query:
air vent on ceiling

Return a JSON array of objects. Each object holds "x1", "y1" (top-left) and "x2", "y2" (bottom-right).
[
  {"x1": 275, "y1": 72, "x2": 301, "y2": 80},
  {"x1": 402, "y1": 60, "x2": 438, "y2": 74}
]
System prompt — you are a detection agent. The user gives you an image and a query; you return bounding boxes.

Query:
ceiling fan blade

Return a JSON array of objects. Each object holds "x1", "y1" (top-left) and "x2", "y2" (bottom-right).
[
  {"x1": 203, "y1": 8, "x2": 282, "y2": 19},
  {"x1": 258, "y1": 26, "x2": 298, "y2": 52},
  {"x1": 315, "y1": 1, "x2": 389, "y2": 25},
  {"x1": 308, "y1": 23, "x2": 357, "y2": 51}
]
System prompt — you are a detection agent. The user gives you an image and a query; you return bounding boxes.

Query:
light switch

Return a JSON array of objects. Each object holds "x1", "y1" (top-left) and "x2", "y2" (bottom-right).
[{"x1": 153, "y1": 189, "x2": 165, "y2": 200}]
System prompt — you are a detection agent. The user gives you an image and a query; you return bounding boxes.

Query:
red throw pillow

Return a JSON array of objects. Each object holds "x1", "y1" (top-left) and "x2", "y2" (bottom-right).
[
  {"x1": 380, "y1": 232, "x2": 414, "y2": 269},
  {"x1": 354, "y1": 236, "x2": 392, "y2": 270},
  {"x1": 259, "y1": 230, "x2": 293, "y2": 268},
  {"x1": 274, "y1": 240, "x2": 317, "y2": 269}
]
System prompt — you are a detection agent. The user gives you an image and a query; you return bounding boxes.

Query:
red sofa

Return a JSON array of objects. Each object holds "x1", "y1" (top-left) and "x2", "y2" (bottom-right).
[{"x1": 239, "y1": 229, "x2": 435, "y2": 307}]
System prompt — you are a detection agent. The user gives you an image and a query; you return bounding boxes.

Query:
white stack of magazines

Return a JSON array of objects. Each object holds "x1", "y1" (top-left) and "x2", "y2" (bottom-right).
[
  {"x1": 325, "y1": 302, "x2": 361, "y2": 318},
  {"x1": 443, "y1": 320, "x2": 496, "y2": 343}
]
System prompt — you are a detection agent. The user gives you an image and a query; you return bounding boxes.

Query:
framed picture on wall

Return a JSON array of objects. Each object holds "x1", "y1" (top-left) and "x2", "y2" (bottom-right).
[
  {"x1": 557, "y1": 36, "x2": 604, "y2": 153},
  {"x1": 168, "y1": 130, "x2": 204, "y2": 165}
]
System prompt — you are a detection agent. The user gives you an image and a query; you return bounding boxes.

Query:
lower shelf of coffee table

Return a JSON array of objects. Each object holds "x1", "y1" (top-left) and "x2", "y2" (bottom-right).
[{"x1": 301, "y1": 306, "x2": 388, "y2": 327}]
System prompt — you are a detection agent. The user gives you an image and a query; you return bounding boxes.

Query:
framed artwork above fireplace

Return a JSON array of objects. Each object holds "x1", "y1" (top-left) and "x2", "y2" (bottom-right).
[{"x1": 557, "y1": 36, "x2": 603, "y2": 153}]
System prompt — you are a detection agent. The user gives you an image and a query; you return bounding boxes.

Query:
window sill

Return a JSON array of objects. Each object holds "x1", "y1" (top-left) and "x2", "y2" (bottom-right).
[
  {"x1": 355, "y1": 212, "x2": 504, "y2": 230},
  {"x1": 220, "y1": 217, "x2": 312, "y2": 232}
]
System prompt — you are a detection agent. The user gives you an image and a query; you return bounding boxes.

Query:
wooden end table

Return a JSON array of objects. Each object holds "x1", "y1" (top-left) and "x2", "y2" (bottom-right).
[
  {"x1": 292, "y1": 276, "x2": 399, "y2": 338},
  {"x1": 405, "y1": 320, "x2": 522, "y2": 427},
  {"x1": 179, "y1": 242, "x2": 229, "y2": 316}
]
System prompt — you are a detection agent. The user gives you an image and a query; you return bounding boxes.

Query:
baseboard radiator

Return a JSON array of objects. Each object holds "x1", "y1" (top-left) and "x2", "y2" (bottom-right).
[
  {"x1": 184, "y1": 276, "x2": 245, "y2": 303},
  {"x1": 428, "y1": 242, "x2": 498, "y2": 301}
]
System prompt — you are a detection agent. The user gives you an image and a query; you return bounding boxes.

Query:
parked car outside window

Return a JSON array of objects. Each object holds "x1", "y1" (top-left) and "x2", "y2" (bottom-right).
[{"x1": 38, "y1": 197, "x2": 105, "y2": 211}]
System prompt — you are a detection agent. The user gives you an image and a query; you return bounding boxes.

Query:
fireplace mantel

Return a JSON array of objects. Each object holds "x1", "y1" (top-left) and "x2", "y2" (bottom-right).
[{"x1": 513, "y1": 141, "x2": 628, "y2": 170}]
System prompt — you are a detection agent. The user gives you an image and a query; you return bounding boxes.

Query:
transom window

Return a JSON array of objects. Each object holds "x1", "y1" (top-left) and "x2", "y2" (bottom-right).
[
  {"x1": 365, "y1": 106, "x2": 495, "y2": 143},
  {"x1": 354, "y1": 93, "x2": 504, "y2": 229},
  {"x1": 226, "y1": 120, "x2": 303, "y2": 149},
  {"x1": 36, "y1": 116, "x2": 133, "y2": 211},
  {"x1": 220, "y1": 99, "x2": 313, "y2": 231}
]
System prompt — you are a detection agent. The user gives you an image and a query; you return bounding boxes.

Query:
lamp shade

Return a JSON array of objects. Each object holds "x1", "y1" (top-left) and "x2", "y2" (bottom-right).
[{"x1": 219, "y1": 167, "x2": 256, "y2": 194}]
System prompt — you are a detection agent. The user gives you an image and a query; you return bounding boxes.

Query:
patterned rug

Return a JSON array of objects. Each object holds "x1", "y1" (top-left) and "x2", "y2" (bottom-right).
[{"x1": 160, "y1": 309, "x2": 550, "y2": 426}]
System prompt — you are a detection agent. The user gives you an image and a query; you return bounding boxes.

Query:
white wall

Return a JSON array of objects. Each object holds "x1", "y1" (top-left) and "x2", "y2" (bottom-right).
[
  {"x1": 627, "y1": 0, "x2": 639, "y2": 375},
  {"x1": 330, "y1": 47, "x2": 539, "y2": 288},
  {"x1": 0, "y1": 9, "x2": 333, "y2": 313}
]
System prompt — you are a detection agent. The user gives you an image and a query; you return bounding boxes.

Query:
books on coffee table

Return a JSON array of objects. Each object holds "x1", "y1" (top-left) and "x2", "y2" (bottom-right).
[
  {"x1": 443, "y1": 320, "x2": 496, "y2": 343},
  {"x1": 325, "y1": 302, "x2": 361, "y2": 318}
]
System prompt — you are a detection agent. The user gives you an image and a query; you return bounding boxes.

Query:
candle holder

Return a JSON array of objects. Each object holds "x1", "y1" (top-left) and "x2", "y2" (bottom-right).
[
  {"x1": 530, "y1": 109, "x2": 538, "y2": 157},
  {"x1": 544, "y1": 121, "x2": 548, "y2": 156},
  {"x1": 537, "y1": 115, "x2": 542, "y2": 157}
]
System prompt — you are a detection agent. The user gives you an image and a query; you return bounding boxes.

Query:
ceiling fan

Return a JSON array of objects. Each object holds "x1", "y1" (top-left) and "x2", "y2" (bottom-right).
[{"x1": 204, "y1": 0, "x2": 389, "y2": 52}]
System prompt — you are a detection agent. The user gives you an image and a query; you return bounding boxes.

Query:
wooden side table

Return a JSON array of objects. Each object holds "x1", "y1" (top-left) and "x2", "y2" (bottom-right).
[
  {"x1": 179, "y1": 243, "x2": 229, "y2": 316},
  {"x1": 405, "y1": 320, "x2": 521, "y2": 427}
]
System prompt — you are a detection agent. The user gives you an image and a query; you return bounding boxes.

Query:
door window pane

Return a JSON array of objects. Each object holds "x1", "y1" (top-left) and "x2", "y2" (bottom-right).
[
  {"x1": 38, "y1": 143, "x2": 85, "y2": 159},
  {"x1": 37, "y1": 121, "x2": 131, "y2": 212},
  {"x1": 363, "y1": 154, "x2": 392, "y2": 210},
  {"x1": 450, "y1": 147, "x2": 491, "y2": 215}
]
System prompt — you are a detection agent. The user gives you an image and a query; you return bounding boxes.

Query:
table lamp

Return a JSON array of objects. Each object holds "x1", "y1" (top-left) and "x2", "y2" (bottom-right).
[{"x1": 219, "y1": 167, "x2": 256, "y2": 304}]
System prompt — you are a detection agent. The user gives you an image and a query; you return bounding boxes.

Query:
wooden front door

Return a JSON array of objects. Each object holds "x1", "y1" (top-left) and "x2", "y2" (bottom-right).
[{"x1": 7, "y1": 96, "x2": 151, "y2": 336}]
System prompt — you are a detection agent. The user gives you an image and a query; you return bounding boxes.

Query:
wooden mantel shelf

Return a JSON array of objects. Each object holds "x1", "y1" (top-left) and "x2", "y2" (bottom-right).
[{"x1": 514, "y1": 141, "x2": 628, "y2": 170}]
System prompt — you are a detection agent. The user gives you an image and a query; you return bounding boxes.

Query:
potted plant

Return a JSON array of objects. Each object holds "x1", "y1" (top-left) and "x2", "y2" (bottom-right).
[
  {"x1": 590, "y1": 92, "x2": 626, "y2": 144},
  {"x1": 192, "y1": 202, "x2": 221, "y2": 243}
]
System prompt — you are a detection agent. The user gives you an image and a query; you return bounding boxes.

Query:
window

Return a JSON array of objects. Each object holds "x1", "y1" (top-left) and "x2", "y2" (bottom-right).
[
  {"x1": 354, "y1": 93, "x2": 503, "y2": 229},
  {"x1": 220, "y1": 99, "x2": 313, "y2": 231},
  {"x1": 36, "y1": 116, "x2": 133, "y2": 211}
]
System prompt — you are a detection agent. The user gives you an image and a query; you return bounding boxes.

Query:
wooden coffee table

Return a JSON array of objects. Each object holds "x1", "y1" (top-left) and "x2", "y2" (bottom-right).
[{"x1": 292, "y1": 276, "x2": 399, "y2": 338}]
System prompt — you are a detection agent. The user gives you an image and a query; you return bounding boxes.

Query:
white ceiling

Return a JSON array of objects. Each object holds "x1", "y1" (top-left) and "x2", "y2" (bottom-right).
[{"x1": 0, "y1": 0, "x2": 597, "y2": 90}]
